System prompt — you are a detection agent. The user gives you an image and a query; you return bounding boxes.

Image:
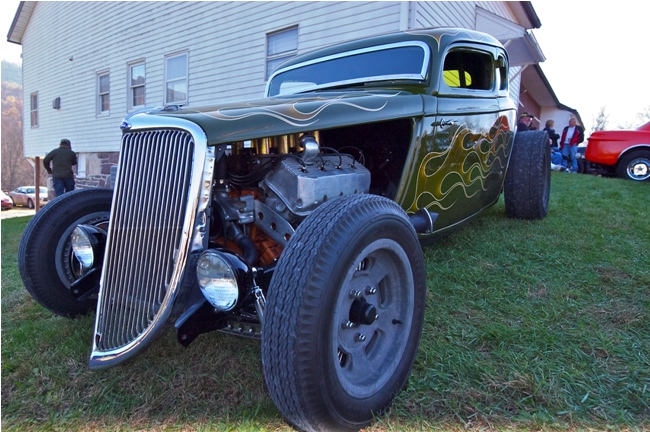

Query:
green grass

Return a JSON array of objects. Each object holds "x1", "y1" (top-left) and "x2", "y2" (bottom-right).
[{"x1": 2, "y1": 172, "x2": 649, "y2": 431}]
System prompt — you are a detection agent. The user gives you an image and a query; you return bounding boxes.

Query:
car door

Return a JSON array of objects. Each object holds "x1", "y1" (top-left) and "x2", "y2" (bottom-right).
[
  {"x1": 14, "y1": 188, "x2": 26, "y2": 206},
  {"x1": 405, "y1": 44, "x2": 507, "y2": 231}
]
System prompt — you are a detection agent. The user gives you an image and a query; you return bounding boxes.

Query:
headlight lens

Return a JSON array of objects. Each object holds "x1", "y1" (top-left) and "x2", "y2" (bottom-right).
[
  {"x1": 197, "y1": 251, "x2": 240, "y2": 312},
  {"x1": 71, "y1": 226, "x2": 95, "y2": 269}
]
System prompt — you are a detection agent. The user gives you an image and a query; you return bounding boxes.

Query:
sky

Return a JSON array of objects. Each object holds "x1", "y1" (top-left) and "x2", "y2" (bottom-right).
[{"x1": 2, "y1": 1, "x2": 649, "y2": 133}]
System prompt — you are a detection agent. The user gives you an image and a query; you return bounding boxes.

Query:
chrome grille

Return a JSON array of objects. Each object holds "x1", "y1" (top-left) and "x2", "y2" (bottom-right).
[{"x1": 90, "y1": 128, "x2": 199, "y2": 368}]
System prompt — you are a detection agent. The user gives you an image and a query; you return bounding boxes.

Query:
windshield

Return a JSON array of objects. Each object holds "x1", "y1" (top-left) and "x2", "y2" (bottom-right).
[{"x1": 266, "y1": 41, "x2": 430, "y2": 96}]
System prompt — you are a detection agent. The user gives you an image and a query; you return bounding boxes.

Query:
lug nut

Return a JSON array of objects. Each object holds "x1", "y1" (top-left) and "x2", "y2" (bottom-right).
[
  {"x1": 342, "y1": 320, "x2": 356, "y2": 329},
  {"x1": 355, "y1": 333, "x2": 366, "y2": 342},
  {"x1": 366, "y1": 286, "x2": 377, "y2": 295},
  {"x1": 349, "y1": 290, "x2": 362, "y2": 299}
]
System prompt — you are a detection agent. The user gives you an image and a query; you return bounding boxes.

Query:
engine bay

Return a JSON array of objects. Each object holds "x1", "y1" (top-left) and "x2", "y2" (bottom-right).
[{"x1": 208, "y1": 119, "x2": 413, "y2": 268}]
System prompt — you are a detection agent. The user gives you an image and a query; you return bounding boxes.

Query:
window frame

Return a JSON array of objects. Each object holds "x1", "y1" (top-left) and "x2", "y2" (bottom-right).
[
  {"x1": 97, "y1": 70, "x2": 111, "y2": 115},
  {"x1": 439, "y1": 46, "x2": 497, "y2": 96},
  {"x1": 30, "y1": 92, "x2": 38, "y2": 128},
  {"x1": 266, "y1": 41, "x2": 430, "y2": 97},
  {"x1": 164, "y1": 51, "x2": 189, "y2": 106},
  {"x1": 128, "y1": 60, "x2": 146, "y2": 111},
  {"x1": 266, "y1": 26, "x2": 299, "y2": 80}
]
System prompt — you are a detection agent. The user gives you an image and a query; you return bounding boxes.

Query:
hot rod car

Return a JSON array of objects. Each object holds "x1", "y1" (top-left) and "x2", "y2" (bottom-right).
[{"x1": 19, "y1": 28, "x2": 550, "y2": 432}]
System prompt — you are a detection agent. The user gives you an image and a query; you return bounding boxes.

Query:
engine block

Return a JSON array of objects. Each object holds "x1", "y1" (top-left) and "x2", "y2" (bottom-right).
[{"x1": 262, "y1": 154, "x2": 371, "y2": 220}]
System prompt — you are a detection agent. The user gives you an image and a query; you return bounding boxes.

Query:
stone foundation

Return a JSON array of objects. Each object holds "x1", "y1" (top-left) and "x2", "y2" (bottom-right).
[{"x1": 76, "y1": 152, "x2": 119, "y2": 189}]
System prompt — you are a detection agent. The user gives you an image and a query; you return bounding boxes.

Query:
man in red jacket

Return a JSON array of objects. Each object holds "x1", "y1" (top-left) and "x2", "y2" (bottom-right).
[{"x1": 560, "y1": 118, "x2": 584, "y2": 172}]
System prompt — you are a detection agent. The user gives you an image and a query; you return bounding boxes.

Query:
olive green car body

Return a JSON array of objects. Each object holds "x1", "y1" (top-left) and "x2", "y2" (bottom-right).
[{"x1": 149, "y1": 27, "x2": 518, "y2": 237}]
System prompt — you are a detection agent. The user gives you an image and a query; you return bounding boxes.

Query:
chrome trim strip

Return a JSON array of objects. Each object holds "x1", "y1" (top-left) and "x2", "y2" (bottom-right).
[
  {"x1": 266, "y1": 41, "x2": 431, "y2": 97},
  {"x1": 89, "y1": 115, "x2": 213, "y2": 370}
]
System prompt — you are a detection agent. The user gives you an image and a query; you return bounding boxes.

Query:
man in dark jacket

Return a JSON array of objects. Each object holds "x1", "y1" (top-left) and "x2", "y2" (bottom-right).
[
  {"x1": 43, "y1": 139, "x2": 77, "y2": 196},
  {"x1": 517, "y1": 112, "x2": 534, "y2": 131}
]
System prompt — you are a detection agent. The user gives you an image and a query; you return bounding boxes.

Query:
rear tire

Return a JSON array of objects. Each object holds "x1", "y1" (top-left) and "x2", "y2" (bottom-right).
[
  {"x1": 504, "y1": 130, "x2": 551, "y2": 219},
  {"x1": 616, "y1": 150, "x2": 650, "y2": 181},
  {"x1": 262, "y1": 194, "x2": 426, "y2": 432},
  {"x1": 18, "y1": 188, "x2": 113, "y2": 317},
  {"x1": 27, "y1": 198, "x2": 34, "y2": 209}
]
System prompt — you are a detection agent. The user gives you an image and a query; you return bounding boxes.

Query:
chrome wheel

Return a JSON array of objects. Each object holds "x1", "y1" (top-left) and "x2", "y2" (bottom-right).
[
  {"x1": 617, "y1": 150, "x2": 650, "y2": 181},
  {"x1": 626, "y1": 157, "x2": 650, "y2": 181}
]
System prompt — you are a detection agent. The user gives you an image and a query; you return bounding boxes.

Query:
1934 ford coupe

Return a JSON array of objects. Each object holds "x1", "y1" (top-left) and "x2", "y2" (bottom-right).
[{"x1": 19, "y1": 28, "x2": 550, "y2": 432}]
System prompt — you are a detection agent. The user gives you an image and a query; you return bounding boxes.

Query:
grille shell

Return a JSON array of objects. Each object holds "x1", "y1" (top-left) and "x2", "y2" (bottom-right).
[{"x1": 90, "y1": 121, "x2": 213, "y2": 370}]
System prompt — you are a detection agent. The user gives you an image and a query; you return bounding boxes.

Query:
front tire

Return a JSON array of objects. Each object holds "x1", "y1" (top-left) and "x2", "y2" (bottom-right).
[
  {"x1": 504, "y1": 130, "x2": 551, "y2": 219},
  {"x1": 18, "y1": 188, "x2": 113, "y2": 317},
  {"x1": 616, "y1": 150, "x2": 650, "y2": 181},
  {"x1": 262, "y1": 194, "x2": 426, "y2": 432},
  {"x1": 27, "y1": 198, "x2": 34, "y2": 209}
]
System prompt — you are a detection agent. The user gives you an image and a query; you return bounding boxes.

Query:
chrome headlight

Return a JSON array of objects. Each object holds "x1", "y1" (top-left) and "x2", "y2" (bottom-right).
[
  {"x1": 197, "y1": 250, "x2": 249, "y2": 312},
  {"x1": 71, "y1": 225, "x2": 106, "y2": 270}
]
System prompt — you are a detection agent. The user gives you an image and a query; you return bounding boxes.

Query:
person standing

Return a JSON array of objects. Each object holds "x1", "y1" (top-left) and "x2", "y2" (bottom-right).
[
  {"x1": 517, "y1": 112, "x2": 534, "y2": 131},
  {"x1": 543, "y1": 119, "x2": 560, "y2": 149},
  {"x1": 544, "y1": 119, "x2": 564, "y2": 168},
  {"x1": 560, "y1": 118, "x2": 584, "y2": 172},
  {"x1": 43, "y1": 138, "x2": 77, "y2": 196}
]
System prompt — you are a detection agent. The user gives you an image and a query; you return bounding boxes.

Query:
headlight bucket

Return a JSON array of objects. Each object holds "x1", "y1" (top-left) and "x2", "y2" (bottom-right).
[
  {"x1": 71, "y1": 225, "x2": 107, "y2": 270},
  {"x1": 197, "y1": 250, "x2": 250, "y2": 312}
]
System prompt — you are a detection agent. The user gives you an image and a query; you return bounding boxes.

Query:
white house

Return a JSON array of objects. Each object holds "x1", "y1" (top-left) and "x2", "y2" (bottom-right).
[{"x1": 8, "y1": 1, "x2": 581, "y2": 189}]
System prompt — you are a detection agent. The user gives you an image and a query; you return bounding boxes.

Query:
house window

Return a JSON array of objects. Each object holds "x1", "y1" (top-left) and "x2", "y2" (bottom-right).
[
  {"x1": 165, "y1": 52, "x2": 188, "y2": 105},
  {"x1": 97, "y1": 72, "x2": 110, "y2": 114},
  {"x1": 129, "y1": 62, "x2": 145, "y2": 110},
  {"x1": 266, "y1": 26, "x2": 298, "y2": 79},
  {"x1": 30, "y1": 92, "x2": 38, "y2": 127}
]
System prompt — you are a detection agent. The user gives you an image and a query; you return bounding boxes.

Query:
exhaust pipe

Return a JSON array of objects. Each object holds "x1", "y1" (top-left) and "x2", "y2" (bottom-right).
[{"x1": 409, "y1": 208, "x2": 438, "y2": 234}]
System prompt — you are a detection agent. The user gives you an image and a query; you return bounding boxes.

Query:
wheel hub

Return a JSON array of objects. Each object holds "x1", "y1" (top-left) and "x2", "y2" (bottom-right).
[{"x1": 349, "y1": 298, "x2": 378, "y2": 325}]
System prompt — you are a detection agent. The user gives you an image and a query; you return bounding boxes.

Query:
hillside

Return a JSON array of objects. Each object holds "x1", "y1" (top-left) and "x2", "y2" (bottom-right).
[{"x1": 1, "y1": 60, "x2": 22, "y2": 85}]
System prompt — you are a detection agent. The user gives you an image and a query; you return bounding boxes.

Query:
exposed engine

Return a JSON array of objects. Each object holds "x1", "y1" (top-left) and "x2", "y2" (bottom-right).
[{"x1": 209, "y1": 133, "x2": 371, "y2": 267}]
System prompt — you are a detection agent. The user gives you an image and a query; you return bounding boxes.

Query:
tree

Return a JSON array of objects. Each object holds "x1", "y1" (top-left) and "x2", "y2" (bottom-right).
[
  {"x1": 591, "y1": 106, "x2": 609, "y2": 132},
  {"x1": 635, "y1": 105, "x2": 650, "y2": 125},
  {"x1": 2, "y1": 81, "x2": 34, "y2": 191}
]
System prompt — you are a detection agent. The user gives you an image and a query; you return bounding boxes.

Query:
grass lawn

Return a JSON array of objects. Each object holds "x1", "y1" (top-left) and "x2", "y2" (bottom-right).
[{"x1": 2, "y1": 172, "x2": 649, "y2": 431}]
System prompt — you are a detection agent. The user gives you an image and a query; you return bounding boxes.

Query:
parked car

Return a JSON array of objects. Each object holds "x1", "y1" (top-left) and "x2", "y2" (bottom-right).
[
  {"x1": 585, "y1": 122, "x2": 650, "y2": 181},
  {"x1": 18, "y1": 28, "x2": 551, "y2": 432},
  {"x1": 1, "y1": 191, "x2": 13, "y2": 210},
  {"x1": 8, "y1": 186, "x2": 48, "y2": 208}
]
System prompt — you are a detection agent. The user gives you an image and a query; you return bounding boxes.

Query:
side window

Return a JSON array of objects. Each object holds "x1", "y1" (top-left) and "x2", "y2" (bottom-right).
[
  {"x1": 442, "y1": 49, "x2": 494, "y2": 91},
  {"x1": 165, "y1": 52, "x2": 188, "y2": 105},
  {"x1": 128, "y1": 61, "x2": 146, "y2": 110},
  {"x1": 30, "y1": 92, "x2": 38, "y2": 128},
  {"x1": 97, "y1": 71, "x2": 110, "y2": 115},
  {"x1": 266, "y1": 26, "x2": 298, "y2": 79}
]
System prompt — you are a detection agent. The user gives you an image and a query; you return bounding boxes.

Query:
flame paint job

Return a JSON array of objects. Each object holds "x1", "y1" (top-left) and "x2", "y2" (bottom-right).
[
  {"x1": 405, "y1": 116, "x2": 511, "y2": 212},
  {"x1": 158, "y1": 91, "x2": 424, "y2": 145}
]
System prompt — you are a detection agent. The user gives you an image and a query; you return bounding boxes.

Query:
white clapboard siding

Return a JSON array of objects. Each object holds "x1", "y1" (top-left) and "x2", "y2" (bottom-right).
[{"x1": 21, "y1": 1, "x2": 518, "y2": 157}]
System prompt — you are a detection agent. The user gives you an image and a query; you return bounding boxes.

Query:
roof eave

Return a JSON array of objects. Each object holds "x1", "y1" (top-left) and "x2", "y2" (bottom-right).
[
  {"x1": 510, "y1": 1, "x2": 542, "y2": 29},
  {"x1": 7, "y1": 1, "x2": 36, "y2": 45}
]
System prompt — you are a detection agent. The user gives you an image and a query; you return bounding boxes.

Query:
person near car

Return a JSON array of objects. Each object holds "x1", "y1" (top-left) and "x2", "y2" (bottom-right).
[
  {"x1": 544, "y1": 119, "x2": 561, "y2": 148},
  {"x1": 517, "y1": 112, "x2": 534, "y2": 131},
  {"x1": 43, "y1": 139, "x2": 77, "y2": 197},
  {"x1": 560, "y1": 118, "x2": 584, "y2": 172},
  {"x1": 544, "y1": 119, "x2": 565, "y2": 170}
]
